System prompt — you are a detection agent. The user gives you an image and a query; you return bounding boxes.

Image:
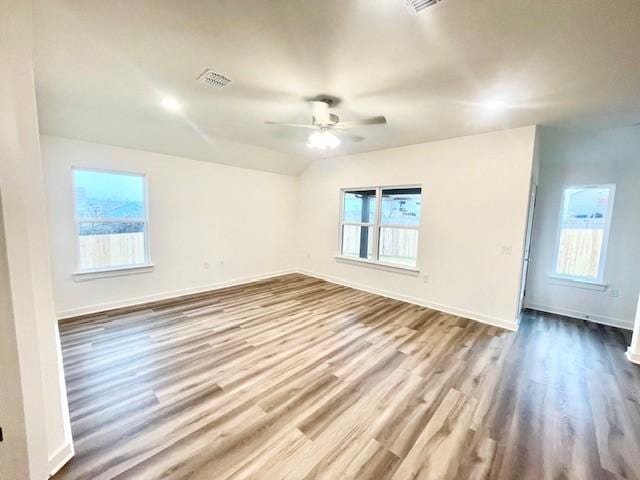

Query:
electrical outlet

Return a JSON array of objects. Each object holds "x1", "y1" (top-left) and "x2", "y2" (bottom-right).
[
  {"x1": 500, "y1": 246, "x2": 513, "y2": 255},
  {"x1": 422, "y1": 274, "x2": 429, "y2": 284},
  {"x1": 609, "y1": 287, "x2": 619, "y2": 298},
  {"x1": 203, "y1": 261, "x2": 210, "y2": 270}
]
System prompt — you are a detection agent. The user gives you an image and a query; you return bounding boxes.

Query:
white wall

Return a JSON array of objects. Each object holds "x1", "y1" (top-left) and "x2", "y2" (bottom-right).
[
  {"x1": 0, "y1": 0, "x2": 73, "y2": 477},
  {"x1": 525, "y1": 126, "x2": 640, "y2": 329},
  {"x1": 297, "y1": 126, "x2": 538, "y2": 330},
  {"x1": 42, "y1": 135, "x2": 298, "y2": 317}
]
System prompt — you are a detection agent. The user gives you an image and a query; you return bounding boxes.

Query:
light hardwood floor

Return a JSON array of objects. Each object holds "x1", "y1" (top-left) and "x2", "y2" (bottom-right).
[{"x1": 53, "y1": 274, "x2": 640, "y2": 480}]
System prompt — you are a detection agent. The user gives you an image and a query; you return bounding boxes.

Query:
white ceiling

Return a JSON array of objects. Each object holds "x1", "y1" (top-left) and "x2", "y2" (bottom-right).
[{"x1": 34, "y1": 0, "x2": 640, "y2": 175}]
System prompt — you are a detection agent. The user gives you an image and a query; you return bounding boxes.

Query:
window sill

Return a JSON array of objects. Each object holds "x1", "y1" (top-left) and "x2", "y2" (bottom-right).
[
  {"x1": 548, "y1": 274, "x2": 608, "y2": 291},
  {"x1": 73, "y1": 263, "x2": 155, "y2": 282},
  {"x1": 335, "y1": 255, "x2": 420, "y2": 275}
]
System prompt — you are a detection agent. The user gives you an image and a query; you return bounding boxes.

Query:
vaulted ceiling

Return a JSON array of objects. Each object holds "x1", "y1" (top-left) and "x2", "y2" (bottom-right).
[{"x1": 34, "y1": 0, "x2": 640, "y2": 174}]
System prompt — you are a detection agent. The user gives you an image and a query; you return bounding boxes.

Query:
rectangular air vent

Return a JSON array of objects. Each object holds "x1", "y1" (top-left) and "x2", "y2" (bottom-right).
[
  {"x1": 197, "y1": 69, "x2": 231, "y2": 88},
  {"x1": 405, "y1": 0, "x2": 442, "y2": 14}
]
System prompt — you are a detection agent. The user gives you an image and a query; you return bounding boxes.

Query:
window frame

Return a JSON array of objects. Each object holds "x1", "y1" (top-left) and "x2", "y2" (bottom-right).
[
  {"x1": 337, "y1": 185, "x2": 422, "y2": 272},
  {"x1": 71, "y1": 166, "x2": 153, "y2": 278},
  {"x1": 552, "y1": 183, "x2": 615, "y2": 284}
]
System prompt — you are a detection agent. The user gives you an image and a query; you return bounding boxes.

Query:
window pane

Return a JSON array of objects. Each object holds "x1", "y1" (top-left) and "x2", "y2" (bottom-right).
[
  {"x1": 343, "y1": 190, "x2": 377, "y2": 224},
  {"x1": 556, "y1": 186, "x2": 612, "y2": 279},
  {"x1": 381, "y1": 188, "x2": 421, "y2": 226},
  {"x1": 74, "y1": 169, "x2": 145, "y2": 220},
  {"x1": 341, "y1": 225, "x2": 374, "y2": 260},
  {"x1": 78, "y1": 222, "x2": 146, "y2": 270},
  {"x1": 378, "y1": 227, "x2": 418, "y2": 267}
]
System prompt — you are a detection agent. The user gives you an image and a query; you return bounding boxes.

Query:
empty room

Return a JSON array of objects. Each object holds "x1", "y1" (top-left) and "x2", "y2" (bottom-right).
[{"x1": 3, "y1": 0, "x2": 640, "y2": 479}]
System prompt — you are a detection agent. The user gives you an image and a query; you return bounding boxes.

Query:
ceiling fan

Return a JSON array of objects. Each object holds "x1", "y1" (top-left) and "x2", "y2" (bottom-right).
[{"x1": 265, "y1": 97, "x2": 387, "y2": 150}]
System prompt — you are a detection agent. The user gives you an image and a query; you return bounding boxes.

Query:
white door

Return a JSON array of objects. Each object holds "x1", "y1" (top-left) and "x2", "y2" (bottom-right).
[{"x1": 519, "y1": 184, "x2": 537, "y2": 312}]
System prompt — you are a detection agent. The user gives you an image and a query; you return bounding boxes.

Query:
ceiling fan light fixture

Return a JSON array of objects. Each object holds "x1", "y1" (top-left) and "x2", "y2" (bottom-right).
[{"x1": 308, "y1": 129, "x2": 340, "y2": 150}]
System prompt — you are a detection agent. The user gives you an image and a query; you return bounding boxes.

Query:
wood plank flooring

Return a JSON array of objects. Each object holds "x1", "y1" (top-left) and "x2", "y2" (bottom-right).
[{"x1": 53, "y1": 273, "x2": 640, "y2": 480}]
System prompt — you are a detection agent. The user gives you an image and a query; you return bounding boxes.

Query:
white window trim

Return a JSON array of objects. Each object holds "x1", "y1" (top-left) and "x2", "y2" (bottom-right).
[
  {"x1": 334, "y1": 255, "x2": 420, "y2": 275},
  {"x1": 72, "y1": 263, "x2": 155, "y2": 282},
  {"x1": 336, "y1": 185, "x2": 422, "y2": 272},
  {"x1": 547, "y1": 274, "x2": 608, "y2": 291},
  {"x1": 72, "y1": 166, "x2": 152, "y2": 279},
  {"x1": 551, "y1": 183, "x2": 616, "y2": 285}
]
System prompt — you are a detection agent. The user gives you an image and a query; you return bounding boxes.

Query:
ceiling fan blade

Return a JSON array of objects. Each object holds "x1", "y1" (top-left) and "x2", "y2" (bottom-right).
[
  {"x1": 333, "y1": 116, "x2": 387, "y2": 129},
  {"x1": 264, "y1": 121, "x2": 315, "y2": 129}
]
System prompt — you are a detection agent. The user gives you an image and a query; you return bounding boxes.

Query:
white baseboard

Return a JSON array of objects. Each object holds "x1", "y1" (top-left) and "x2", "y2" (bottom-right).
[
  {"x1": 524, "y1": 302, "x2": 633, "y2": 330},
  {"x1": 57, "y1": 267, "x2": 521, "y2": 330},
  {"x1": 56, "y1": 269, "x2": 297, "y2": 319},
  {"x1": 626, "y1": 348, "x2": 640, "y2": 365},
  {"x1": 298, "y1": 269, "x2": 518, "y2": 331},
  {"x1": 48, "y1": 441, "x2": 74, "y2": 477}
]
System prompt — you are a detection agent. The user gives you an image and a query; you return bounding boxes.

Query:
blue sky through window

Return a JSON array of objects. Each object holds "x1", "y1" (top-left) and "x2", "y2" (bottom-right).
[
  {"x1": 561, "y1": 187, "x2": 611, "y2": 230},
  {"x1": 74, "y1": 170, "x2": 144, "y2": 203},
  {"x1": 74, "y1": 169, "x2": 145, "y2": 220}
]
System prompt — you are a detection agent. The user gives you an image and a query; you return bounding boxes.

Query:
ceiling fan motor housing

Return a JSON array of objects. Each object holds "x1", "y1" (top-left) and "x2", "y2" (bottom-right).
[
  {"x1": 311, "y1": 100, "x2": 339, "y2": 126},
  {"x1": 313, "y1": 113, "x2": 339, "y2": 126}
]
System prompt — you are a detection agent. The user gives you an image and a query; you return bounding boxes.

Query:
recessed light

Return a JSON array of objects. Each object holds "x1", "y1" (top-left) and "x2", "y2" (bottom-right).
[
  {"x1": 482, "y1": 96, "x2": 508, "y2": 112},
  {"x1": 161, "y1": 97, "x2": 181, "y2": 112}
]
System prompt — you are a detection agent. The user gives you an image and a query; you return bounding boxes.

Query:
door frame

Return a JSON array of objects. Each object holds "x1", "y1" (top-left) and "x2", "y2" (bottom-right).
[{"x1": 519, "y1": 183, "x2": 538, "y2": 313}]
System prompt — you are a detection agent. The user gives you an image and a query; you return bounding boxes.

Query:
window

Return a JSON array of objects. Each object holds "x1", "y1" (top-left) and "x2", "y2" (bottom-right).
[
  {"x1": 339, "y1": 186, "x2": 422, "y2": 268},
  {"x1": 554, "y1": 184, "x2": 615, "y2": 282},
  {"x1": 73, "y1": 168, "x2": 150, "y2": 272}
]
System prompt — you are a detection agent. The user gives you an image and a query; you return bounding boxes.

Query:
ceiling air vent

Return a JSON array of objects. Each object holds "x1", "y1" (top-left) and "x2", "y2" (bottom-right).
[
  {"x1": 405, "y1": 0, "x2": 442, "y2": 14},
  {"x1": 197, "y1": 69, "x2": 232, "y2": 88}
]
